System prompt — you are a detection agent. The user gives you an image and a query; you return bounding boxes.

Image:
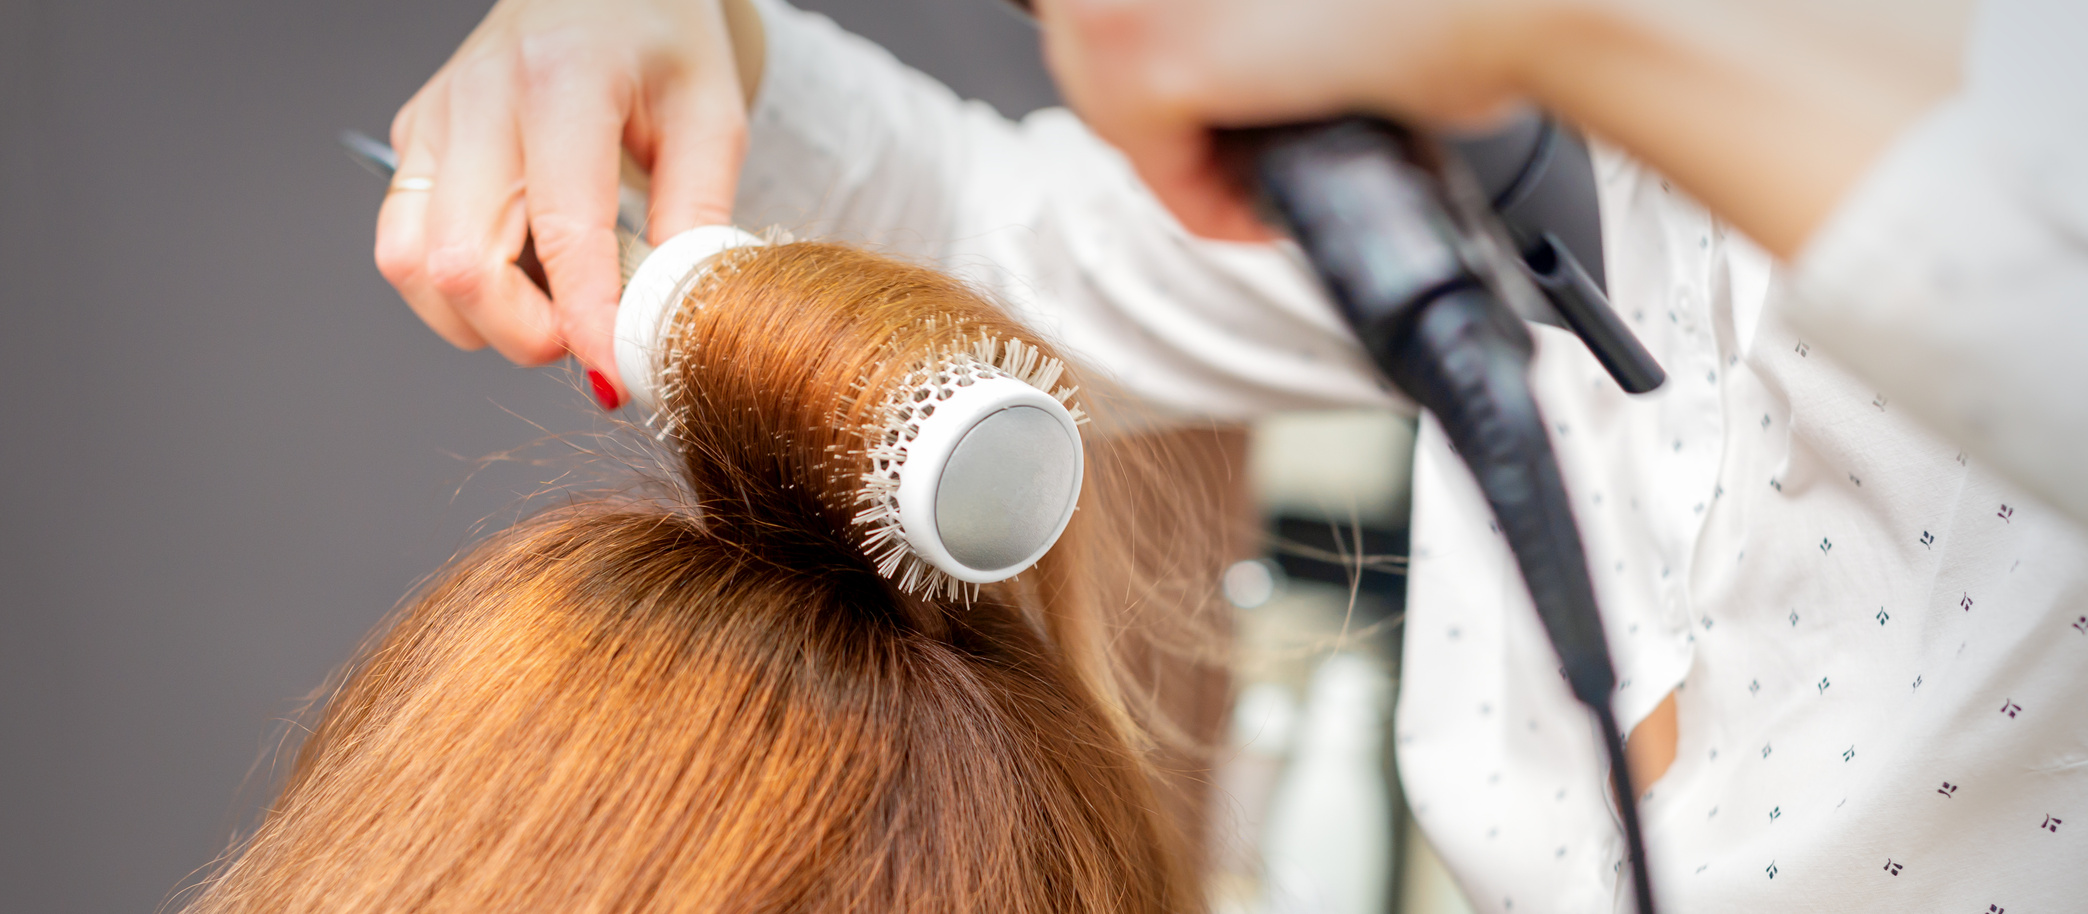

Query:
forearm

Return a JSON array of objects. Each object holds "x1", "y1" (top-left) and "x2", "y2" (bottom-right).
[{"x1": 1501, "y1": 0, "x2": 1963, "y2": 257}]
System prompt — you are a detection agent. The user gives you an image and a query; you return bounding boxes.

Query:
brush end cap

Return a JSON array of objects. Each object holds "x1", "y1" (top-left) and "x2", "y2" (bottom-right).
[
  {"x1": 613, "y1": 225, "x2": 767, "y2": 412},
  {"x1": 895, "y1": 376, "x2": 1084, "y2": 584}
]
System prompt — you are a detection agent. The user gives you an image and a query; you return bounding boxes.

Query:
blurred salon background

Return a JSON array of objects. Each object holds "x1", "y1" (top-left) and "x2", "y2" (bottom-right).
[{"x1": 0, "y1": 1, "x2": 1467, "y2": 910}]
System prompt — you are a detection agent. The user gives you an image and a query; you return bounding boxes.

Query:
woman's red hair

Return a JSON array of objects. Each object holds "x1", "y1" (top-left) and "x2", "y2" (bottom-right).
[{"x1": 180, "y1": 243, "x2": 1245, "y2": 912}]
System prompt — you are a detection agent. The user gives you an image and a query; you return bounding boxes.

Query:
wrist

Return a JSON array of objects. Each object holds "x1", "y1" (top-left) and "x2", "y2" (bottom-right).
[{"x1": 1505, "y1": 0, "x2": 1915, "y2": 257}]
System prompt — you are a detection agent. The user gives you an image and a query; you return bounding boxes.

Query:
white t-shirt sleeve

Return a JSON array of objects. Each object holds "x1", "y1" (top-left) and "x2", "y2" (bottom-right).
[
  {"x1": 1788, "y1": 0, "x2": 2088, "y2": 521},
  {"x1": 734, "y1": 0, "x2": 1405, "y2": 423}
]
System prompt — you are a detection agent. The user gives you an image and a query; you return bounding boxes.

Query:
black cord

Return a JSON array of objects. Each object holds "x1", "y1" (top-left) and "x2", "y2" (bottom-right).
[
  {"x1": 1596, "y1": 706, "x2": 1657, "y2": 913},
  {"x1": 1389, "y1": 286, "x2": 1655, "y2": 914}
]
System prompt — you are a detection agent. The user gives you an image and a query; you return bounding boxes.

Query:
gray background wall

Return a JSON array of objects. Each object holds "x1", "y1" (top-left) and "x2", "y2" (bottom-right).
[{"x1": 0, "y1": 2, "x2": 1054, "y2": 909}]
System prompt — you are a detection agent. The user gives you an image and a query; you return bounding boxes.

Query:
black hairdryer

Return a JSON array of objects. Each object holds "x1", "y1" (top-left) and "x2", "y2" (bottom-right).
[{"x1": 1217, "y1": 117, "x2": 1660, "y2": 913}]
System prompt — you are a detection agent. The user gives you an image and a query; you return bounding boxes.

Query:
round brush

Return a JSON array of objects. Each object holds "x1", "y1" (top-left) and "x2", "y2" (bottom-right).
[{"x1": 343, "y1": 129, "x2": 1086, "y2": 593}]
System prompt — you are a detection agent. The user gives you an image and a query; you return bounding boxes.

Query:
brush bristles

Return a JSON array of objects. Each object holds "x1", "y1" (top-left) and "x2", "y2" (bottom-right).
[
  {"x1": 852, "y1": 334, "x2": 1086, "y2": 600},
  {"x1": 651, "y1": 248, "x2": 763, "y2": 439},
  {"x1": 652, "y1": 265, "x2": 1082, "y2": 602}
]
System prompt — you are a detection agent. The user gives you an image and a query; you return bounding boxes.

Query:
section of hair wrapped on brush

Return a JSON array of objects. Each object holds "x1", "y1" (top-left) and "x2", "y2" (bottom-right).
[{"x1": 178, "y1": 242, "x2": 1244, "y2": 914}]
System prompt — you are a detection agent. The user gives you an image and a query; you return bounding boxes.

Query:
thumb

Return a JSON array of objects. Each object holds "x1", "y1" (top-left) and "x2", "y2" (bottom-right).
[
  {"x1": 646, "y1": 73, "x2": 750, "y2": 241},
  {"x1": 1123, "y1": 125, "x2": 1280, "y2": 242}
]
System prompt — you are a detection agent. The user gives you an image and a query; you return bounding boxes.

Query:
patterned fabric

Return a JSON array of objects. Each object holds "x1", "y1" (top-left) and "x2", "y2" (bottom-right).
[
  {"x1": 1402, "y1": 155, "x2": 2088, "y2": 913},
  {"x1": 736, "y1": 1, "x2": 2088, "y2": 910}
]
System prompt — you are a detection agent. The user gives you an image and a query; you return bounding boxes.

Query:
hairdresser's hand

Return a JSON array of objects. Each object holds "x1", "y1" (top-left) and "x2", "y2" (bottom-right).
[
  {"x1": 1041, "y1": 0, "x2": 1962, "y2": 255},
  {"x1": 1036, "y1": 0, "x2": 1538, "y2": 241},
  {"x1": 376, "y1": 0, "x2": 764, "y2": 408}
]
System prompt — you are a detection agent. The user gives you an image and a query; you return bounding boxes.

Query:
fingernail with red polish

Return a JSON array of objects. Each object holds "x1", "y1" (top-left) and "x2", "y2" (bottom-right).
[{"x1": 587, "y1": 370, "x2": 621, "y2": 411}]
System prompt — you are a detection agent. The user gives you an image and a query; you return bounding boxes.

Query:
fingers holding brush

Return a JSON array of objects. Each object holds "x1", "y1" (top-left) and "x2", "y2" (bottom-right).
[
  {"x1": 518, "y1": 51, "x2": 642, "y2": 408},
  {"x1": 376, "y1": 52, "x2": 563, "y2": 365},
  {"x1": 369, "y1": 0, "x2": 767, "y2": 408},
  {"x1": 433, "y1": 52, "x2": 565, "y2": 366},
  {"x1": 376, "y1": 94, "x2": 491, "y2": 353}
]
